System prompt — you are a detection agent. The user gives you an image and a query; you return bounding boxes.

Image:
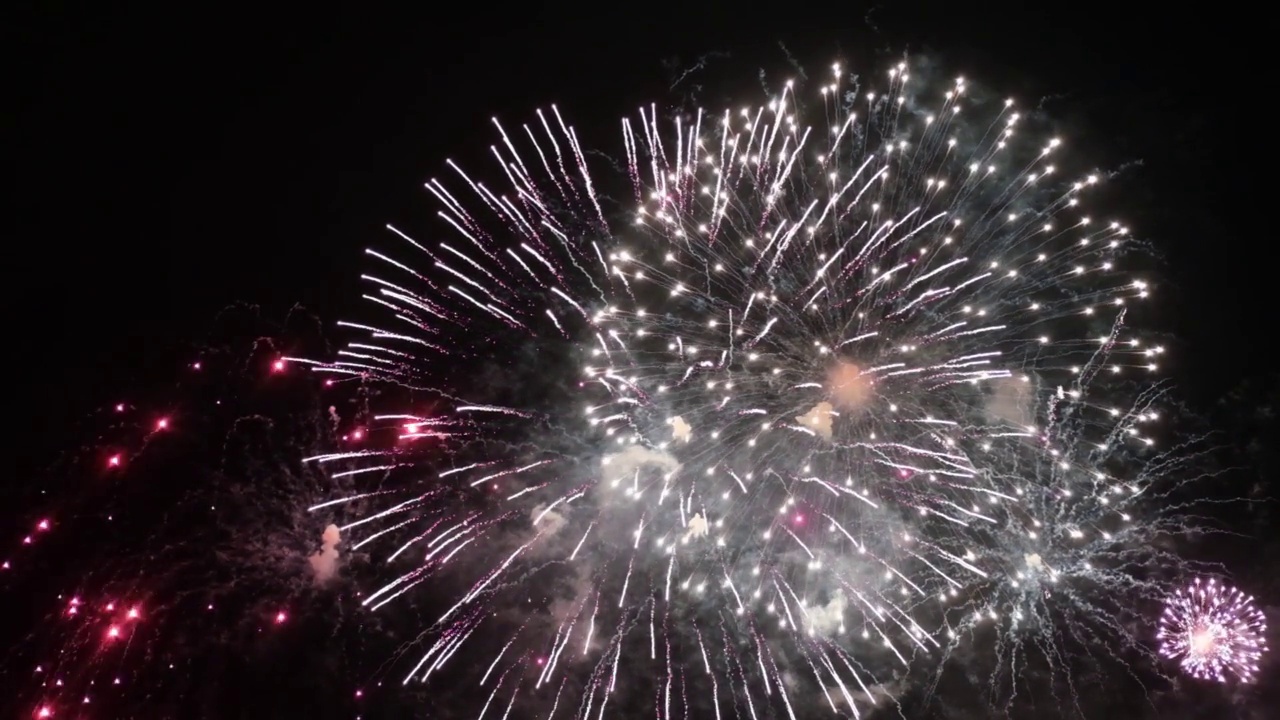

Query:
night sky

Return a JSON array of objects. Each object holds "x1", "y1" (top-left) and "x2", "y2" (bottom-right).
[{"x1": 8, "y1": 4, "x2": 1276, "y2": 719}]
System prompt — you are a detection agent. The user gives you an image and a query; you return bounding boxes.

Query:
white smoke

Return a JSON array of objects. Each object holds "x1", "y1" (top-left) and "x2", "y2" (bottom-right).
[
  {"x1": 795, "y1": 401, "x2": 836, "y2": 441},
  {"x1": 309, "y1": 523, "x2": 341, "y2": 584},
  {"x1": 682, "y1": 512, "x2": 709, "y2": 542},
  {"x1": 531, "y1": 502, "x2": 568, "y2": 536},
  {"x1": 984, "y1": 375, "x2": 1035, "y2": 427},
  {"x1": 601, "y1": 444, "x2": 681, "y2": 478},
  {"x1": 807, "y1": 591, "x2": 848, "y2": 636},
  {"x1": 668, "y1": 415, "x2": 692, "y2": 443}
]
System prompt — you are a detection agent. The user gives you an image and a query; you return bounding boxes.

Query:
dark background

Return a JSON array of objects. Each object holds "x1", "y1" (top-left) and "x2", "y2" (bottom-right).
[{"x1": 8, "y1": 2, "x2": 1275, "y2": 718}]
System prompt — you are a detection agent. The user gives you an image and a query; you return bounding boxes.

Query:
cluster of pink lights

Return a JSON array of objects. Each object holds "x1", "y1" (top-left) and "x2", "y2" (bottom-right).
[{"x1": 1158, "y1": 577, "x2": 1268, "y2": 683}]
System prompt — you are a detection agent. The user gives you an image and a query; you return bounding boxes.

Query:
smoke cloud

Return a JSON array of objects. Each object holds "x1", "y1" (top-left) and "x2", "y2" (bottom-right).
[
  {"x1": 796, "y1": 401, "x2": 837, "y2": 440},
  {"x1": 807, "y1": 591, "x2": 848, "y2": 636},
  {"x1": 601, "y1": 444, "x2": 681, "y2": 478},
  {"x1": 531, "y1": 502, "x2": 568, "y2": 536},
  {"x1": 309, "y1": 523, "x2": 341, "y2": 584}
]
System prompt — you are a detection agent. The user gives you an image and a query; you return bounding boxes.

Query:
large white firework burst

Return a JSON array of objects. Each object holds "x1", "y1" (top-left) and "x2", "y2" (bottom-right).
[
  {"x1": 295, "y1": 59, "x2": 1172, "y2": 717},
  {"x1": 1158, "y1": 578, "x2": 1268, "y2": 683}
]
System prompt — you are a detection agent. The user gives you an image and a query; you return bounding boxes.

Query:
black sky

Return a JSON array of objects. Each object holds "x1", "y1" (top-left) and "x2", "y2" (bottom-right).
[{"x1": 8, "y1": 2, "x2": 1275, "y2": 717}]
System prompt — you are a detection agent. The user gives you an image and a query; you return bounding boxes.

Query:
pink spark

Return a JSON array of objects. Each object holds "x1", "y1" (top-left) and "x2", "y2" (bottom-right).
[
  {"x1": 275, "y1": 611, "x2": 287, "y2": 624},
  {"x1": 272, "y1": 359, "x2": 286, "y2": 372},
  {"x1": 156, "y1": 417, "x2": 169, "y2": 431},
  {"x1": 1158, "y1": 577, "x2": 1268, "y2": 683},
  {"x1": 108, "y1": 454, "x2": 121, "y2": 467}
]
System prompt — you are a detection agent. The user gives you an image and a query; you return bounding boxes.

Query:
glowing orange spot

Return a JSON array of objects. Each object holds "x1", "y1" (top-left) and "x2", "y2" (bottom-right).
[{"x1": 826, "y1": 360, "x2": 873, "y2": 410}]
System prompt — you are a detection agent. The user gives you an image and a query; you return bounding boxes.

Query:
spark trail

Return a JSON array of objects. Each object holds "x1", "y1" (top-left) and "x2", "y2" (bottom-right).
[{"x1": 303, "y1": 58, "x2": 1199, "y2": 717}]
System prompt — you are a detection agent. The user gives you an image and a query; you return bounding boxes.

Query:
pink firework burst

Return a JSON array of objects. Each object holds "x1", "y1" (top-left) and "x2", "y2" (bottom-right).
[{"x1": 1158, "y1": 577, "x2": 1268, "y2": 683}]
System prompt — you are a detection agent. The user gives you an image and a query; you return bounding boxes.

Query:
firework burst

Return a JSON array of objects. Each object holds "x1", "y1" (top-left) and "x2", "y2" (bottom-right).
[
  {"x1": 1159, "y1": 578, "x2": 1268, "y2": 683},
  {"x1": 2, "y1": 307, "x2": 370, "y2": 718},
  {"x1": 297, "y1": 58, "x2": 1173, "y2": 716}
]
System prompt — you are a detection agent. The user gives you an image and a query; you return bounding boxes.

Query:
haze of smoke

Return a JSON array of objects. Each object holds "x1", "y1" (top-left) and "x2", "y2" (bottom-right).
[
  {"x1": 531, "y1": 503, "x2": 568, "y2": 536},
  {"x1": 309, "y1": 523, "x2": 341, "y2": 584},
  {"x1": 601, "y1": 444, "x2": 681, "y2": 479}
]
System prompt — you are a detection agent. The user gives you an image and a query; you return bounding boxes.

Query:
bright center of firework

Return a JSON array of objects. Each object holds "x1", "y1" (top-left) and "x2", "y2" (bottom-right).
[
  {"x1": 1189, "y1": 625, "x2": 1217, "y2": 657},
  {"x1": 825, "y1": 360, "x2": 872, "y2": 410}
]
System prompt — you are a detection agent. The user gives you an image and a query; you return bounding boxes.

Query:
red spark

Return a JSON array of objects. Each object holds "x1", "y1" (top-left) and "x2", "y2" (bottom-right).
[
  {"x1": 106, "y1": 625, "x2": 120, "y2": 639},
  {"x1": 36, "y1": 706, "x2": 53, "y2": 718},
  {"x1": 108, "y1": 454, "x2": 122, "y2": 467},
  {"x1": 272, "y1": 359, "x2": 286, "y2": 372},
  {"x1": 192, "y1": 362, "x2": 202, "y2": 370},
  {"x1": 156, "y1": 417, "x2": 169, "y2": 431},
  {"x1": 114, "y1": 403, "x2": 125, "y2": 412},
  {"x1": 274, "y1": 611, "x2": 287, "y2": 624},
  {"x1": 37, "y1": 519, "x2": 50, "y2": 531}
]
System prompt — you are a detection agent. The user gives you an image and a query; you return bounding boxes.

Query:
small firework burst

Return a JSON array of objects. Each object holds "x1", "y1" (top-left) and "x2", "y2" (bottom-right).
[{"x1": 1158, "y1": 577, "x2": 1268, "y2": 683}]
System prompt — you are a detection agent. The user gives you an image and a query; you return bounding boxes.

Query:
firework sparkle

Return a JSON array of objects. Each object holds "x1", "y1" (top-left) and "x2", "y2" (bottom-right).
[
  {"x1": 1159, "y1": 578, "x2": 1268, "y2": 684},
  {"x1": 292, "y1": 57, "x2": 1211, "y2": 717}
]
